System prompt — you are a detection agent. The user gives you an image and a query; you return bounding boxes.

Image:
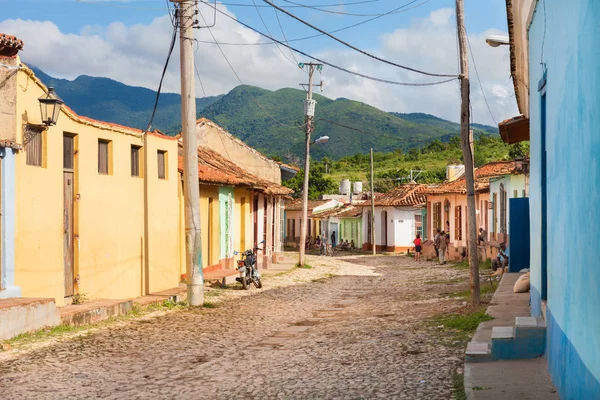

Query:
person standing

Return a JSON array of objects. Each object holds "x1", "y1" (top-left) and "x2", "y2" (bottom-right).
[
  {"x1": 331, "y1": 230, "x2": 337, "y2": 249},
  {"x1": 413, "y1": 234, "x2": 422, "y2": 262},
  {"x1": 434, "y1": 228, "x2": 441, "y2": 259},
  {"x1": 438, "y1": 230, "x2": 448, "y2": 264}
]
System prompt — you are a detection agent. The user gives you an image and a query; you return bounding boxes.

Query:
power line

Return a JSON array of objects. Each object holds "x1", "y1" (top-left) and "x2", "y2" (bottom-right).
[
  {"x1": 250, "y1": 0, "x2": 297, "y2": 65},
  {"x1": 198, "y1": 9, "x2": 306, "y2": 129},
  {"x1": 200, "y1": 0, "x2": 386, "y2": 8},
  {"x1": 74, "y1": 0, "x2": 164, "y2": 10},
  {"x1": 273, "y1": 7, "x2": 301, "y2": 66},
  {"x1": 466, "y1": 33, "x2": 497, "y2": 126},
  {"x1": 262, "y1": 0, "x2": 457, "y2": 78},
  {"x1": 280, "y1": 0, "x2": 424, "y2": 17},
  {"x1": 145, "y1": 10, "x2": 179, "y2": 132},
  {"x1": 201, "y1": 2, "x2": 457, "y2": 87},
  {"x1": 195, "y1": 0, "x2": 431, "y2": 46}
]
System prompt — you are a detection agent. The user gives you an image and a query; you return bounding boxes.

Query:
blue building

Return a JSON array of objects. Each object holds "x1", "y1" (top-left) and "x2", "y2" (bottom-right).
[{"x1": 500, "y1": 1, "x2": 600, "y2": 397}]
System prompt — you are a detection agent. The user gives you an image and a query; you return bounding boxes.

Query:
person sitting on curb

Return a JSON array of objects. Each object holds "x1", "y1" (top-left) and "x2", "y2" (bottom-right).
[{"x1": 491, "y1": 242, "x2": 509, "y2": 276}]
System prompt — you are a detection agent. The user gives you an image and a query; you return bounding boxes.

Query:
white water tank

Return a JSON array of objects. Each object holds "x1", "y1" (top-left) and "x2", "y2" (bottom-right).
[
  {"x1": 446, "y1": 164, "x2": 465, "y2": 182},
  {"x1": 339, "y1": 179, "x2": 351, "y2": 195},
  {"x1": 353, "y1": 181, "x2": 363, "y2": 194}
]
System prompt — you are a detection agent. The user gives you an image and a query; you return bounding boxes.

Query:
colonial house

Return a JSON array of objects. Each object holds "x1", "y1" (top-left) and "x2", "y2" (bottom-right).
[
  {"x1": 180, "y1": 118, "x2": 295, "y2": 270},
  {"x1": 312, "y1": 204, "x2": 362, "y2": 247},
  {"x1": 0, "y1": 51, "x2": 180, "y2": 306},
  {"x1": 497, "y1": 1, "x2": 600, "y2": 397},
  {"x1": 423, "y1": 161, "x2": 522, "y2": 261},
  {"x1": 360, "y1": 184, "x2": 426, "y2": 252},
  {"x1": 284, "y1": 199, "x2": 341, "y2": 246}
]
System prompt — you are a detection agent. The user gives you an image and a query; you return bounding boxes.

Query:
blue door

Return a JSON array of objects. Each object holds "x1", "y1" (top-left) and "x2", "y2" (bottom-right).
[{"x1": 509, "y1": 198, "x2": 530, "y2": 273}]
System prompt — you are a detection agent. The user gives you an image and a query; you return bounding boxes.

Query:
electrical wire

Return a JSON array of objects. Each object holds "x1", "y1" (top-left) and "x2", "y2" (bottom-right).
[
  {"x1": 145, "y1": 10, "x2": 178, "y2": 132},
  {"x1": 274, "y1": 7, "x2": 301, "y2": 66},
  {"x1": 198, "y1": 9, "x2": 306, "y2": 129},
  {"x1": 466, "y1": 34, "x2": 497, "y2": 126},
  {"x1": 262, "y1": 0, "x2": 457, "y2": 78},
  {"x1": 196, "y1": 0, "x2": 431, "y2": 46},
  {"x1": 319, "y1": 118, "x2": 414, "y2": 142},
  {"x1": 280, "y1": 0, "x2": 424, "y2": 17},
  {"x1": 250, "y1": 0, "x2": 297, "y2": 65},
  {"x1": 200, "y1": 2, "x2": 457, "y2": 87},
  {"x1": 74, "y1": 0, "x2": 164, "y2": 10},
  {"x1": 200, "y1": 0, "x2": 386, "y2": 8}
]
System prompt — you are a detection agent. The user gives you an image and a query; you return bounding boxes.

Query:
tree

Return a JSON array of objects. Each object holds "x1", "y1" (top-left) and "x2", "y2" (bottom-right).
[
  {"x1": 282, "y1": 164, "x2": 337, "y2": 200},
  {"x1": 508, "y1": 142, "x2": 530, "y2": 159}
]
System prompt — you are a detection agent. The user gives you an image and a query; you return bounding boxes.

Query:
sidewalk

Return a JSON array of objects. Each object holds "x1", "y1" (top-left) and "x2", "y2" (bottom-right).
[{"x1": 464, "y1": 273, "x2": 558, "y2": 399}]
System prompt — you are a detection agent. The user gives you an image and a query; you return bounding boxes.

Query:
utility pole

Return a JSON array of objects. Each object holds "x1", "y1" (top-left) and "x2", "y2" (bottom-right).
[
  {"x1": 370, "y1": 148, "x2": 376, "y2": 255},
  {"x1": 456, "y1": 0, "x2": 480, "y2": 306},
  {"x1": 175, "y1": 0, "x2": 204, "y2": 305},
  {"x1": 298, "y1": 63, "x2": 321, "y2": 267}
]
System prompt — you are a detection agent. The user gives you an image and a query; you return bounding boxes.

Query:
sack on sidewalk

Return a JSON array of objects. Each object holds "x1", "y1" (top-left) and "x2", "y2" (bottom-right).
[{"x1": 513, "y1": 272, "x2": 530, "y2": 293}]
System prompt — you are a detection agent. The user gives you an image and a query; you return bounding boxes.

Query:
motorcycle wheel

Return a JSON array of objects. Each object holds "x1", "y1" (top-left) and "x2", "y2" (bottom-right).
[
  {"x1": 253, "y1": 277, "x2": 262, "y2": 289},
  {"x1": 241, "y1": 275, "x2": 250, "y2": 290}
]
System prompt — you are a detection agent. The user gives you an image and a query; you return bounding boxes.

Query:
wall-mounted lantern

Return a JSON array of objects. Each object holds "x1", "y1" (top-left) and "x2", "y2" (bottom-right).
[{"x1": 38, "y1": 87, "x2": 63, "y2": 126}]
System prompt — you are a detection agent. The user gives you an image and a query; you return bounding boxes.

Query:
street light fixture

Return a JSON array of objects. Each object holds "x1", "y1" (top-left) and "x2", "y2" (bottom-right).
[
  {"x1": 312, "y1": 136, "x2": 329, "y2": 145},
  {"x1": 485, "y1": 34, "x2": 510, "y2": 47},
  {"x1": 38, "y1": 87, "x2": 64, "y2": 126}
]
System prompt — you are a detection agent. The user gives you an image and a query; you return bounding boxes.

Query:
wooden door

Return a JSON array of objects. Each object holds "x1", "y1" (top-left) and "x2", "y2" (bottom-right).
[
  {"x1": 63, "y1": 172, "x2": 74, "y2": 297},
  {"x1": 381, "y1": 211, "x2": 388, "y2": 247}
]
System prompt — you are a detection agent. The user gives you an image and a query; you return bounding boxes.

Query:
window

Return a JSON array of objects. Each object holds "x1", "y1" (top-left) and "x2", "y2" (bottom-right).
[
  {"x1": 454, "y1": 206, "x2": 462, "y2": 240},
  {"x1": 63, "y1": 135, "x2": 74, "y2": 170},
  {"x1": 98, "y1": 139, "x2": 110, "y2": 174},
  {"x1": 292, "y1": 219, "x2": 296, "y2": 239},
  {"x1": 366, "y1": 211, "x2": 372, "y2": 244},
  {"x1": 492, "y1": 193, "x2": 498, "y2": 237},
  {"x1": 514, "y1": 190, "x2": 518, "y2": 198},
  {"x1": 157, "y1": 150, "x2": 167, "y2": 179},
  {"x1": 131, "y1": 145, "x2": 141, "y2": 177},
  {"x1": 414, "y1": 214, "x2": 423, "y2": 238},
  {"x1": 433, "y1": 202, "x2": 442, "y2": 233},
  {"x1": 26, "y1": 128, "x2": 43, "y2": 166}
]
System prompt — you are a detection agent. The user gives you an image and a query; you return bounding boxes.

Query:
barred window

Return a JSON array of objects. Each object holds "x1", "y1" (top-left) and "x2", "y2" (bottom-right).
[
  {"x1": 98, "y1": 140, "x2": 110, "y2": 174},
  {"x1": 157, "y1": 150, "x2": 167, "y2": 179}
]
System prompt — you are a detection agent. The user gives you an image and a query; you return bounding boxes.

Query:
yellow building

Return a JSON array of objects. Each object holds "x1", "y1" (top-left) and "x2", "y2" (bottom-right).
[{"x1": 0, "y1": 58, "x2": 181, "y2": 306}]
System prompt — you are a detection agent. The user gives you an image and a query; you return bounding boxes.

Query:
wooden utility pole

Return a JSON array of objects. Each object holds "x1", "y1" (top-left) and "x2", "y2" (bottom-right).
[
  {"x1": 370, "y1": 148, "x2": 376, "y2": 255},
  {"x1": 298, "y1": 63, "x2": 320, "y2": 267},
  {"x1": 176, "y1": 0, "x2": 204, "y2": 305},
  {"x1": 456, "y1": 0, "x2": 480, "y2": 306}
]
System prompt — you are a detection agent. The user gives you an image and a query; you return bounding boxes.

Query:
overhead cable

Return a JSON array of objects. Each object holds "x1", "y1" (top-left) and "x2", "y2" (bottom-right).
[
  {"x1": 145, "y1": 11, "x2": 178, "y2": 132},
  {"x1": 280, "y1": 0, "x2": 422, "y2": 17},
  {"x1": 466, "y1": 34, "x2": 497, "y2": 125},
  {"x1": 200, "y1": 0, "x2": 386, "y2": 9},
  {"x1": 201, "y1": 2, "x2": 457, "y2": 87},
  {"x1": 198, "y1": 10, "x2": 306, "y2": 129},
  {"x1": 262, "y1": 0, "x2": 457, "y2": 78},
  {"x1": 196, "y1": 0, "x2": 430, "y2": 46},
  {"x1": 250, "y1": 0, "x2": 297, "y2": 65}
]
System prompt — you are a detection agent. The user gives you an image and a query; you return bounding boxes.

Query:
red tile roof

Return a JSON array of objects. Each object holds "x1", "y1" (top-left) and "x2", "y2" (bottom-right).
[
  {"x1": 285, "y1": 199, "x2": 332, "y2": 212},
  {"x1": 364, "y1": 184, "x2": 427, "y2": 207},
  {"x1": 314, "y1": 205, "x2": 362, "y2": 218},
  {"x1": 177, "y1": 146, "x2": 293, "y2": 195},
  {"x1": 423, "y1": 161, "x2": 521, "y2": 195},
  {"x1": 0, "y1": 33, "x2": 24, "y2": 57}
]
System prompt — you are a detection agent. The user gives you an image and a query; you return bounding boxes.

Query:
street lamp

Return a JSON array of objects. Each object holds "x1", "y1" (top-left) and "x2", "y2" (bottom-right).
[
  {"x1": 38, "y1": 87, "x2": 64, "y2": 126},
  {"x1": 485, "y1": 35, "x2": 510, "y2": 47},
  {"x1": 311, "y1": 136, "x2": 329, "y2": 145}
]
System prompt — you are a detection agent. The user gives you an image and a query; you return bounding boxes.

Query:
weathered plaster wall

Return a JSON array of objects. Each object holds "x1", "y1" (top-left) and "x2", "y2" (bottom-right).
[{"x1": 528, "y1": 1, "x2": 600, "y2": 397}]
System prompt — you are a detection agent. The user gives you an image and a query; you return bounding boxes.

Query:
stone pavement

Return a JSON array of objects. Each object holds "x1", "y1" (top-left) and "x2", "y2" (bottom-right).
[{"x1": 0, "y1": 254, "x2": 473, "y2": 399}]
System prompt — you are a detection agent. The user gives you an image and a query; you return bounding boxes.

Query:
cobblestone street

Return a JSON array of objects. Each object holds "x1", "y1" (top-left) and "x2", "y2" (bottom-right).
[{"x1": 0, "y1": 253, "x2": 472, "y2": 399}]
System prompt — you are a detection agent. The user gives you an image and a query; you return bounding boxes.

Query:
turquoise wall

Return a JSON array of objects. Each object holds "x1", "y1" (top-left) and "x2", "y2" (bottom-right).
[
  {"x1": 529, "y1": 1, "x2": 600, "y2": 397},
  {"x1": 340, "y1": 218, "x2": 361, "y2": 246},
  {"x1": 218, "y1": 187, "x2": 235, "y2": 260}
]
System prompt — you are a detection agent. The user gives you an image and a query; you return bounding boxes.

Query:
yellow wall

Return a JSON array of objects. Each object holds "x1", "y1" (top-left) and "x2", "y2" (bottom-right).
[{"x1": 13, "y1": 67, "x2": 180, "y2": 306}]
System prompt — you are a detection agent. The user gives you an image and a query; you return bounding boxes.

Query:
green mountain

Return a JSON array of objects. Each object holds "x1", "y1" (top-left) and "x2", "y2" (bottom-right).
[
  {"x1": 30, "y1": 67, "x2": 222, "y2": 132},
  {"x1": 32, "y1": 69, "x2": 497, "y2": 160}
]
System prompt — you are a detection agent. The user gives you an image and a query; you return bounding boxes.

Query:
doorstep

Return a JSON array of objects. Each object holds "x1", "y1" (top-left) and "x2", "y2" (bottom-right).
[
  {"x1": 0, "y1": 297, "x2": 60, "y2": 340},
  {"x1": 60, "y1": 299, "x2": 133, "y2": 326},
  {"x1": 133, "y1": 286, "x2": 187, "y2": 307}
]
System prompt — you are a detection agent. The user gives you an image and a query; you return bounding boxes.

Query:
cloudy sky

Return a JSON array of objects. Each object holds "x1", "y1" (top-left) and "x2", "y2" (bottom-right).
[{"x1": 0, "y1": 0, "x2": 517, "y2": 126}]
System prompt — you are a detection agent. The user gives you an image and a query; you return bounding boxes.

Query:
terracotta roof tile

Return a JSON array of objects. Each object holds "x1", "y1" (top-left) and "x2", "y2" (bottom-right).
[
  {"x1": 177, "y1": 146, "x2": 293, "y2": 195},
  {"x1": 358, "y1": 184, "x2": 427, "y2": 207},
  {"x1": 0, "y1": 33, "x2": 24, "y2": 57},
  {"x1": 423, "y1": 161, "x2": 521, "y2": 195},
  {"x1": 285, "y1": 199, "x2": 332, "y2": 212},
  {"x1": 314, "y1": 205, "x2": 362, "y2": 218}
]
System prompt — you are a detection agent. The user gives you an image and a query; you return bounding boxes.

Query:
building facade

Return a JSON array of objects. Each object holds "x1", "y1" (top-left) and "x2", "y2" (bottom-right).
[{"x1": 501, "y1": 1, "x2": 600, "y2": 397}]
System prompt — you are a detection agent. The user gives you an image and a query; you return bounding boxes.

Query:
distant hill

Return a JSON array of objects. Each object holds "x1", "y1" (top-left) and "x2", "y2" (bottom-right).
[
  {"x1": 30, "y1": 67, "x2": 222, "y2": 132},
  {"x1": 32, "y1": 68, "x2": 498, "y2": 160}
]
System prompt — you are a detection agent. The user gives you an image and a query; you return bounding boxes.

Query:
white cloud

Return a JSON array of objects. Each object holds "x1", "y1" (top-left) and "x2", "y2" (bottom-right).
[{"x1": 0, "y1": 6, "x2": 517, "y2": 126}]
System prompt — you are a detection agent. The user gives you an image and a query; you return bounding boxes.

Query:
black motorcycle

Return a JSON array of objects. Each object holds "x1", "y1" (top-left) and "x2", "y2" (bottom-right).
[{"x1": 234, "y1": 241, "x2": 263, "y2": 290}]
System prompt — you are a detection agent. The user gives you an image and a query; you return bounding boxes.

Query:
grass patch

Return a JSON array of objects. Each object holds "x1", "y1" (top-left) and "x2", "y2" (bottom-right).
[
  {"x1": 203, "y1": 301, "x2": 218, "y2": 309},
  {"x1": 435, "y1": 309, "x2": 493, "y2": 333},
  {"x1": 5, "y1": 324, "x2": 88, "y2": 345},
  {"x1": 452, "y1": 259, "x2": 492, "y2": 270},
  {"x1": 453, "y1": 373, "x2": 467, "y2": 400},
  {"x1": 451, "y1": 284, "x2": 495, "y2": 300},
  {"x1": 295, "y1": 263, "x2": 313, "y2": 269},
  {"x1": 424, "y1": 277, "x2": 464, "y2": 285}
]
